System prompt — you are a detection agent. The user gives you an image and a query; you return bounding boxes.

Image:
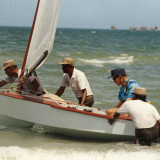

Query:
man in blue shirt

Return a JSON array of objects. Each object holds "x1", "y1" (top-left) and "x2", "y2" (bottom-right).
[{"x1": 106, "y1": 68, "x2": 141, "y2": 116}]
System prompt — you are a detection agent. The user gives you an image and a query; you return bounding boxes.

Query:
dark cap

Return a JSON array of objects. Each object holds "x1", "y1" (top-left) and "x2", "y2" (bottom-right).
[{"x1": 108, "y1": 68, "x2": 126, "y2": 78}]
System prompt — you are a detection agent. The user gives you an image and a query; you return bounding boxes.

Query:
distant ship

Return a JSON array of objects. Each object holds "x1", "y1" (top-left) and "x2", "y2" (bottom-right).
[
  {"x1": 129, "y1": 27, "x2": 137, "y2": 31},
  {"x1": 140, "y1": 26, "x2": 158, "y2": 31},
  {"x1": 148, "y1": 26, "x2": 158, "y2": 31},
  {"x1": 110, "y1": 26, "x2": 116, "y2": 30},
  {"x1": 154, "y1": 26, "x2": 158, "y2": 30},
  {"x1": 140, "y1": 26, "x2": 148, "y2": 31}
]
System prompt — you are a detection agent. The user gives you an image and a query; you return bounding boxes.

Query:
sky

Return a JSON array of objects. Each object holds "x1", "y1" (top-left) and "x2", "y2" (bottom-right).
[{"x1": 0, "y1": 0, "x2": 160, "y2": 29}]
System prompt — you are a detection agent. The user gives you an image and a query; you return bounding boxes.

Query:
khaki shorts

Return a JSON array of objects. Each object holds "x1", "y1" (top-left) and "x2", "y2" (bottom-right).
[{"x1": 78, "y1": 95, "x2": 94, "y2": 107}]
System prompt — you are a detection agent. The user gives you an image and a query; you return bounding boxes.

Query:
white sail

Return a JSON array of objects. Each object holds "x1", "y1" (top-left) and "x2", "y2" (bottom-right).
[{"x1": 25, "y1": 0, "x2": 61, "y2": 71}]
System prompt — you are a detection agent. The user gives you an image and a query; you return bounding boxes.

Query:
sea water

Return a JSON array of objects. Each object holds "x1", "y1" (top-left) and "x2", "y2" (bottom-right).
[{"x1": 0, "y1": 27, "x2": 160, "y2": 159}]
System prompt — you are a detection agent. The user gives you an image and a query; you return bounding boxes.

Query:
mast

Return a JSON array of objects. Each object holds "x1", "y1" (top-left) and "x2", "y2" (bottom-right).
[{"x1": 17, "y1": 0, "x2": 40, "y2": 91}]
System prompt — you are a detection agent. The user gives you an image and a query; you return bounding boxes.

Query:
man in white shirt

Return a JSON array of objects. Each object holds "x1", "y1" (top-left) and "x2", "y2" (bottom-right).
[
  {"x1": 0, "y1": 60, "x2": 45, "y2": 96},
  {"x1": 108, "y1": 87, "x2": 160, "y2": 146},
  {"x1": 55, "y1": 57, "x2": 94, "y2": 107}
]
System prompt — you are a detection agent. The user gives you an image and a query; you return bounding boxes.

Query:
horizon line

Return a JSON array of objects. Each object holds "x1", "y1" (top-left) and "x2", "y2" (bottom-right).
[{"x1": 0, "y1": 25, "x2": 159, "y2": 31}]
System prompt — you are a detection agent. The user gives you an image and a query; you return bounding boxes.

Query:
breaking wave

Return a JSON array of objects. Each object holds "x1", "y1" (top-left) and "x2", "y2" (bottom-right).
[
  {"x1": 78, "y1": 55, "x2": 134, "y2": 67},
  {"x1": 0, "y1": 146, "x2": 160, "y2": 160}
]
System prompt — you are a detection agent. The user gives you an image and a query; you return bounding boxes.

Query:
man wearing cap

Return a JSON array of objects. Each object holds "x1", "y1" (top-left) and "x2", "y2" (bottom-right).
[
  {"x1": 55, "y1": 57, "x2": 94, "y2": 107},
  {"x1": 0, "y1": 60, "x2": 45, "y2": 96},
  {"x1": 108, "y1": 87, "x2": 160, "y2": 146},
  {"x1": 106, "y1": 68, "x2": 142, "y2": 115}
]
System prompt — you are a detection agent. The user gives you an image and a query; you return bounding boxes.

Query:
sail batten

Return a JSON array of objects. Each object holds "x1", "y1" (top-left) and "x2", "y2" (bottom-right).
[{"x1": 25, "y1": 0, "x2": 61, "y2": 71}]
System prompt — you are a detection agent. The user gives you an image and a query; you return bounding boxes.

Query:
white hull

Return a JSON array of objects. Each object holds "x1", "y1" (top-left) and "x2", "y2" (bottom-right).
[
  {"x1": 0, "y1": 114, "x2": 33, "y2": 128},
  {"x1": 0, "y1": 92, "x2": 135, "y2": 140}
]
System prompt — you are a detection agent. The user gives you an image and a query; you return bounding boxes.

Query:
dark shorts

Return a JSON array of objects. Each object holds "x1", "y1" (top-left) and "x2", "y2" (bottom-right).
[
  {"x1": 136, "y1": 124, "x2": 159, "y2": 146},
  {"x1": 78, "y1": 95, "x2": 94, "y2": 107}
]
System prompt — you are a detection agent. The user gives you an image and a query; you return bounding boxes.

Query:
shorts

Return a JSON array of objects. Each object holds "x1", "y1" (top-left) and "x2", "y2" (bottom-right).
[{"x1": 78, "y1": 95, "x2": 94, "y2": 107}]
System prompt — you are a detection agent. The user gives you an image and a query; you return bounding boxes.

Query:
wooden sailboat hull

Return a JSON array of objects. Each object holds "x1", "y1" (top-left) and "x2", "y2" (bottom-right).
[{"x1": 0, "y1": 92, "x2": 135, "y2": 140}]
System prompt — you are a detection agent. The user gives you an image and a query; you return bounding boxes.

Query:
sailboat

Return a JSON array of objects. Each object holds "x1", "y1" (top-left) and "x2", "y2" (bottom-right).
[{"x1": 0, "y1": 0, "x2": 135, "y2": 140}]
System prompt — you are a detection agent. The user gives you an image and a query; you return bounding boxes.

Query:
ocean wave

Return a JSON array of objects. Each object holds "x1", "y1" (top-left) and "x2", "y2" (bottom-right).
[
  {"x1": 78, "y1": 56, "x2": 134, "y2": 67},
  {"x1": 94, "y1": 101, "x2": 102, "y2": 105},
  {"x1": 78, "y1": 58, "x2": 107, "y2": 67},
  {"x1": 0, "y1": 147, "x2": 160, "y2": 160},
  {"x1": 90, "y1": 31, "x2": 96, "y2": 34},
  {"x1": 56, "y1": 53, "x2": 71, "y2": 57},
  {"x1": 108, "y1": 55, "x2": 134, "y2": 64}
]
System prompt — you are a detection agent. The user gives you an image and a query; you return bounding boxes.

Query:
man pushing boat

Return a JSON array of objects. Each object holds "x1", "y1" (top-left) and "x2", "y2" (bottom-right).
[
  {"x1": 0, "y1": 60, "x2": 45, "y2": 96},
  {"x1": 55, "y1": 57, "x2": 94, "y2": 107},
  {"x1": 106, "y1": 68, "x2": 142, "y2": 116},
  {"x1": 108, "y1": 87, "x2": 160, "y2": 146}
]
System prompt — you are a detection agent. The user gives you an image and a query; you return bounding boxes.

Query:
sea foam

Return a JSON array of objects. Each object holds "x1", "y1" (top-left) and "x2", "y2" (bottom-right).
[
  {"x1": 0, "y1": 146, "x2": 160, "y2": 160},
  {"x1": 78, "y1": 55, "x2": 134, "y2": 67}
]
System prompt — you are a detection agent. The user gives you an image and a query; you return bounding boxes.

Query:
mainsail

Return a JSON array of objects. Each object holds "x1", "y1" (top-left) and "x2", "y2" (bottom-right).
[{"x1": 22, "y1": 0, "x2": 61, "y2": 73}]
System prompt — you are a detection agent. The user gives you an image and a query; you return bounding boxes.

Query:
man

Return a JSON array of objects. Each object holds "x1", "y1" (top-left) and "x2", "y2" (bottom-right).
[
  {"x1": 55, "y1": 57, "x2": 94, "y2": 107},
  {"x1": 0, "y1": 60, "x2": 45, "y2": 96},
  {"x1": 106, "y1": 68, "x2": 142, "y2": 115},
  {"x1": 108, "y1": 87, "x2": 160, "y2": 146}
]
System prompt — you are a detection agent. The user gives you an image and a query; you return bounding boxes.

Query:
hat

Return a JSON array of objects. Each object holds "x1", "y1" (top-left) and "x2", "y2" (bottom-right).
[
  {"x1": 133, "y1": 87, "x2": 146, "y2": 96},
  {"x1": 2, "y1": 60, "x2": 16, "y2": 70},
  {"x1": 108, "y1": 68, "x2": 126, "y2": 78},
  {"x1": 58, "y1": 57, "x2": 74, "y2": 66}
]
